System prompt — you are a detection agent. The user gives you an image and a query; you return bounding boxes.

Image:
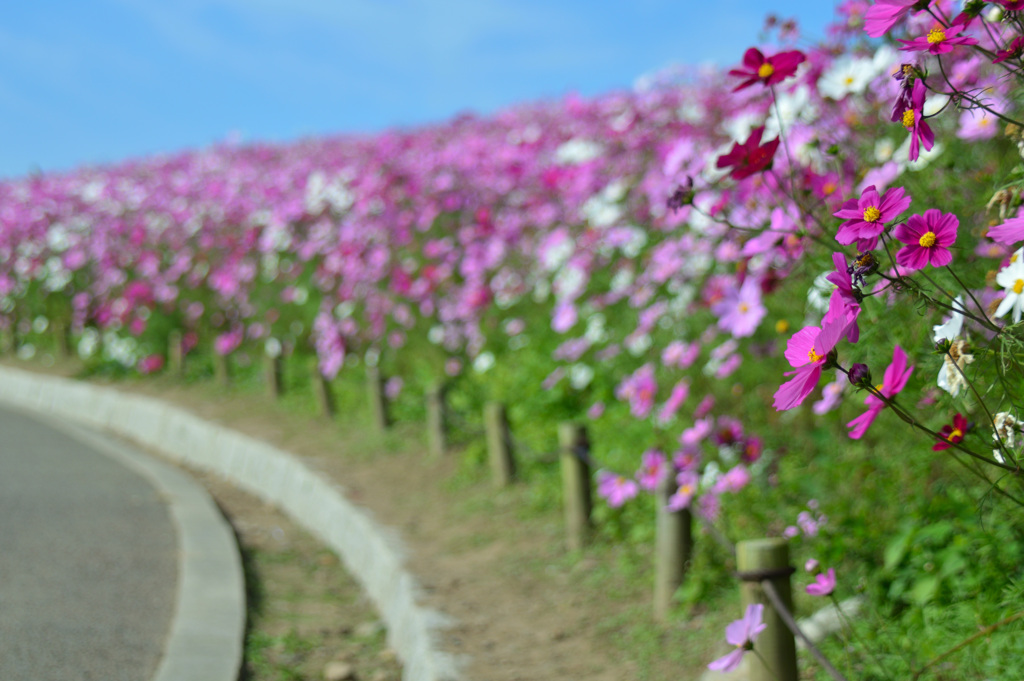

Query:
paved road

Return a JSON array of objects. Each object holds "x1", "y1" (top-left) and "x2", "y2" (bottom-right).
[{"x1": 0, "y1": 405, "x2": 178, "y2": 681}]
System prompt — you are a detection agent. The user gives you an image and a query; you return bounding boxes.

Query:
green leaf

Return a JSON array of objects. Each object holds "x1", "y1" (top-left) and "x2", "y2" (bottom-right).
[{"x1": 910, "y1": 575, "x2": 941, "y2": 605}]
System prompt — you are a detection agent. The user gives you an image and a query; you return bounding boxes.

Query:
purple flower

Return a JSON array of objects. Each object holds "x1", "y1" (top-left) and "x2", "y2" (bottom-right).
[
  {"x1": 635, "y1": 449, "x2": 668, "y2": 492},
  {"x1": 597, "y1": 471, "x2": 639, "y2": 508},
  {"x1": 988, "y1": 217, "x2": 1024, "y2": 245},
  {"x1": 667, "y1": 470, "x2": 699, "y2": 511},
  {"x1": 806, "y1": 568, "x2": 837, "y2": 596},
  {"x1": 713, "y1": 277, "x2": 767, "y2": 338},
  {"x1": 707, "y1": 604, "x2": 767, "y2": 672}
]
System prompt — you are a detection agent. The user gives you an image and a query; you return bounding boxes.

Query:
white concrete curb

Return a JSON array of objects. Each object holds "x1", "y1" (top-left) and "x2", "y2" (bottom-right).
[{"x1": 0, "y1": 366, "x2": 463, "y2": 681}]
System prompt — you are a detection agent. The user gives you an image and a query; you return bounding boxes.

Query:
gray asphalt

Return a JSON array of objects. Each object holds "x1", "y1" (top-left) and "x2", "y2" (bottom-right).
[{"x1": 0, "y1": 405, "x2": 178, "y2": 681}]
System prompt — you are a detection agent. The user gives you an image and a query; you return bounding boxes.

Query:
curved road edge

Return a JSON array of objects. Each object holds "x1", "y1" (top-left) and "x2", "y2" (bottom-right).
[
  {"x1": 37, "y1": 412, "x2": 247, "y2": 681},
  {"x1": 0, "y1": 365, "x2": 464, "y2": 681}
]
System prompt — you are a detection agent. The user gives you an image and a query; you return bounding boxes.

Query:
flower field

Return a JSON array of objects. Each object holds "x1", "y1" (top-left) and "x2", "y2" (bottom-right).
[{"x1": 4, "y1": 1, "x2": 1024, "y2": 677}]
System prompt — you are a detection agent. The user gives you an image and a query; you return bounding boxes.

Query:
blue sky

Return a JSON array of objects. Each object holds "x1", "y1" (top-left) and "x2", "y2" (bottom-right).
[{"x1": 0, "y1": 1, "x2": 840, "y2": 179}]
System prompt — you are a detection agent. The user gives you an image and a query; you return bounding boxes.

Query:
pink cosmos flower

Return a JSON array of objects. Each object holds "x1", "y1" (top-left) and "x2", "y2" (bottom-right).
[
  {"x1": 712, "y1": 277, "x2": 767, "y2": 338},
  {"x1": 825, "y1": 253, "x2": 862, "y2": 342},
  {"x1": 847, "y1": 345, "x2": 914, "y2": 439},
  {"x1": 712, "y1": 465, "x2": 752, "y2": 494},
  {"x1": 667, "y1": 470, "x2": 699, "y2": 511},
  {"x1": 707, "y1": 604, "x2": 767, "y2": 673},
  {"x1": 728, "y1": 48, "x2": 806, "y2": 91},
  {"x1": 137, "y1": 354, "x2": 165, "y2": 374},
  {"x1": 806, "y1": 568, "x2": 837, "y2": 596},
  {"x1": 635, "y1": 449, "x2": 668, "y2": 492},
  {"x1": 680, "y1": 417, "x2": 714, "y2": 446},
  {"x1": 864, "y1": 0, "x2": 917, "y2": 38},
  {"x1": 987, "y1": 217, "x2": 1024, "y2": 245},
  {"x1": 657, "y1": 379, "x2": 691, "y2": 424},
  {"x1": 899, "y1": 22, "x2": 978, "y2": 55},
  {"x1": 899, "y1": 80, "x2": 934, "y2": 162},
  {"x1": 993, "y1": 36, "x2": 1024, "y2": 64},
  {"x1": 773, "y1": 315, "x2": 850, "y2": 411},
  {"x1": 616, "y1": 363, "x2": 658, "y2": 419},
  {"x1": 597, "y1": 471, "x2": 639, "y2": 508},
  {"x1": 833, "y1": 185, "x2": 912, "y2": 251},
  {"x1": 892, "y1": 209, "x2": 958, "y2": 270}
]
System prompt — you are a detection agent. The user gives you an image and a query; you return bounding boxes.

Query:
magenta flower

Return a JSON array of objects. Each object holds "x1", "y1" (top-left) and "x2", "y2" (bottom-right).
[
  {"x1": 847, "y1": 345, "x2": 914, "y2": 439},
  {"x1": 597, "y1": 471, "x2": 639, "y2": 508},
  {"x1": 864, "y1": 0, "x2": 917, "y2": 38},
  {"x1": 728, "y1": 48, "x2": 806, "y2": 91},
  {"x1": 898, "y1": 80, "x2": 934, "y2": 162},
  {"x1": 988, "y1": 217, "x2": 1024, "y2": 245},
  {"x1": 707, "y1": 604, "x2": 767, "y2": 672},
  {"x1": 716, "y1": 126, "x2": 781, "y2": 181},
  {"x1": 657, "y1": 379, "x2": 691, "y2": 424},
  {"x1": 635, "y1": 449, "x2": 668, "y2": 492},
  {"x1": 833, "y1": 184, "x2": 912, "y2": 251},
  {"x1": 899, "y1": 23, "x2": 978, "y2": 55},
  {"x1": 892, "y1": 209, "x2": 958, "y2": 270},
  {"x1": 993, "y1": 36, "x2": 1024, "y2": 64},
  {"x1": 773, "y1": 315, "x2": 850, "y2": 411},
  {"x1": 932, "y1": 413, "x2": 969, "y2": 451},
  {"x1": 806, "y1": 568, "x2": 837, "y2": 596},
  {"x1": 824, "y1": 253, "x2": 862, "y2": 342}
]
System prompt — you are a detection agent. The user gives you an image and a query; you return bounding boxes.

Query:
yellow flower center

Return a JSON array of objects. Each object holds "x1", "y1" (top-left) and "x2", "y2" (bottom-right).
[
  {"x1": 775, "y1": 319, "x2": 790, "y2": 334},
  {"x1": 919, "y1": 231, "x2": 937, "y2": 248},
  {"x1": 844, "y1": 76, "x2": 855, "y2": 86},
  {"x1": 739, "y1": 302, "x2": 750, "y2": 313},
  {"x1": 902, "y1": 109, "x2": 916, "y2": 129},
  {"x1": 823, "y1": 182, "x2": 837, "y2": 195},
  {"x1": 758, "y1": 62, "x2": 775, "y2": 79},
  {"x1": 863, "y1": 206, "x2": 882, "y2": 223},
  {"x1": 949, "y1": 427, "x2": 963, "y2": 440},
  {"x1": 927, "y1": 27, "x2": 946, "y2": 44},
  {"x1": 1015, "y1": 279, "x2": 1024, "y2": 294},
  {"x1": 808, "y1": 349, "x2": 824, "y2": 363},
  {"x1": 679, "y1": 483, "x2": 694, "y2": 496}
]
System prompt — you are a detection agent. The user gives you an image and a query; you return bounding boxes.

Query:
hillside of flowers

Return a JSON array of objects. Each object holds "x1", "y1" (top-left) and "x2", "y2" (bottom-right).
[{"x1": 4, "y1": 1, "x2": 1024, "y2": 677}]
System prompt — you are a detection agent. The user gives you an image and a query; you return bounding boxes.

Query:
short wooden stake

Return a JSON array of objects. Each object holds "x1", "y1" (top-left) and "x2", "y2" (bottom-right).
[
  {"x1": 264, "y1": 354, "x2": 283, "y2": 399},
  {"x1": 213, "y1": 352, "x2": 230, "y2": 387},
  {"x1": 168, "y1": 330, "x2": 184, "y2": 376},
  {"x1": 558, "y1": 422, "x2": 592, "y2": 551},
  {"x1": 366, "y1": 365, "x2": 389, "y2": 433},
  {"x1": 485, "y1": 402, "x2": 515, "y2": 487},
  {"x1": 52, "y1": 318, "x2": 70, "y2": 358},
  {"x1": 311, "y1": 361, "x2": 336, "y2": 418},
  {"x1": 426, "y1": 383, "x2": 448, "y2": 456},
  {"x1": 736, "y1": 538, "x2": 799, "y2": 681},
  {"x1": 653, "y1": 472, "x2": 692, "y2": 623}
]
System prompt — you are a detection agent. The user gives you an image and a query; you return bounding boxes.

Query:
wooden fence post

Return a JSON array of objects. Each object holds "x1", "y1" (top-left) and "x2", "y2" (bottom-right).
[
  {"x1": 0, "y1": 324, "x2": 12, "y2": 355},
  {"x1": 213, "y1": 351, "x2": 230, "y2": 387},
  {"x1": 366, "y1": 365, "x2": 389, "y2": 433},
  {"x1": 426, "y1": 382, "x2": 447, "y2": 456},
  {"x1": 653, "y1": 472, "x2": 692, "y2": 623},
  {"x1": 311, "y1": 360, "x2": 336, "y2": 418},
  {"x1": 168, "y1": 330, "x2": 184, "y2": 376},
  {"x1": 736, "y1": 538, "x2": 799, "y2": 681},
  {"x1": 264, "y1": 353, "x2": 283, "y2": 399},
  {"x1": 485, "y1": 402, "x2": 515, "y2": 487},
  {"x1": 558, "y1": 422, "x2": 592, "y2": 551}
]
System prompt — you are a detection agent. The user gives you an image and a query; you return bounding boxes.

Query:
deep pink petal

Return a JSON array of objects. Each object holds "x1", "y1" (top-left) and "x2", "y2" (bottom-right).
[
  {"x1": 988, "y1": 218, "x2": 1024, "y2": 245},
  {"x1": 785, "y1": 326, "x2": 819, "y2": 367},
  {"x1": 847, "y1": 406, "x2": 882, "y2": 439},
  {"x1": 773, "y1": 365, "x2": 822, "y2": 410}
]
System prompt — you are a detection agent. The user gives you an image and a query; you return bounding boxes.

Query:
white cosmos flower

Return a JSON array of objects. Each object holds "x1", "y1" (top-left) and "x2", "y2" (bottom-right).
[
  {"x1": 994, "y1": 251, "x2": 1024, "y2": 324},
  {"x1": 937, "y1": 339, "x2": 973, "y2": 398},
  {"x1": 933, "y1": 295, "x2": 967, "y2": 342},
  {"x1": 818, "y1": 56, "x2": 878, "y2": 100},
  {"x1": 992, "y1": 412, "x2": 1018, "y2": 464}
]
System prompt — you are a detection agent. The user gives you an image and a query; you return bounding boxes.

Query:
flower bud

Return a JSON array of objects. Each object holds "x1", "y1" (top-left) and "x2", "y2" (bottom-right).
[
  {"x1": 805, "y1": 558, "x2": 820, "y2": 574},
  {"x1": 848, "y1": 363, "x2": 871, "y2": 386}
]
